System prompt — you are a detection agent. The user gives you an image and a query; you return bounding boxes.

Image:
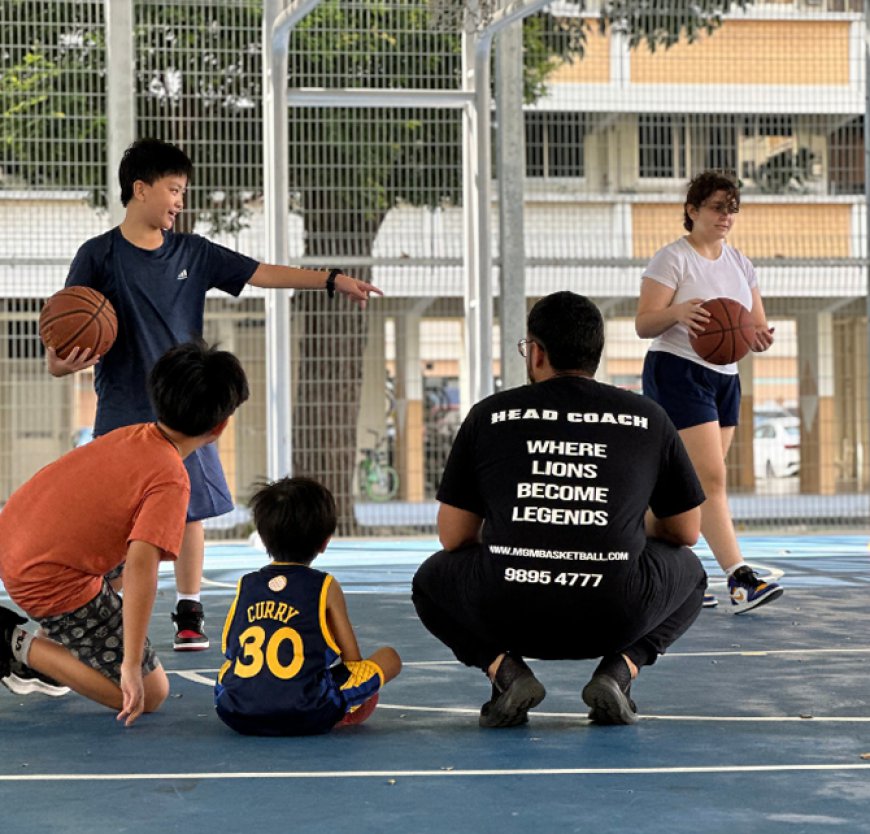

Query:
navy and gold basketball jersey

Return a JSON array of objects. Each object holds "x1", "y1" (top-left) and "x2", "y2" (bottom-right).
[{"x1": 214, "y1": 563, "x2": 345, "y2": 736}]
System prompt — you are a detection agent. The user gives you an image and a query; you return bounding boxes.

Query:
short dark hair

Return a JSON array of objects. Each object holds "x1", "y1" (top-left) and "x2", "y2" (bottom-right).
[
  {"x1": 250, "y1": 477, "x2": 337, "y2": 564},
  {"x1": 119, "y1": 138, "x2": 193, "y2": 206},
  {"x1": 527, "y1": 291, "x2": 604, "y2": 375},
  {"x1": 148, "y1": 339, "x2": 249, "y2": 437},
  {"x1": 683, "y1": 170, "x2": 740, "y2": 231}
]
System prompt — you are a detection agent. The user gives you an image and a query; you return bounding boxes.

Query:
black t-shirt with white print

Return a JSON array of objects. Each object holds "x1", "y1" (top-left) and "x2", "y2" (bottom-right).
[{"x1": 437, "y1": 375, "x2": 704, "y2": 599}]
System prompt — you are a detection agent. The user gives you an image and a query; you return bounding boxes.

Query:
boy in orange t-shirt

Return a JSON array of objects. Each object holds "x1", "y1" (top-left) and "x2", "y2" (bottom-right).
[{"x1": 0, "y1": 340, "x2": 248, "y2": 726}]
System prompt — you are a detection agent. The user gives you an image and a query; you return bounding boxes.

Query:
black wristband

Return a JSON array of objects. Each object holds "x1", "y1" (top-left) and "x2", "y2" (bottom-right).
[{"x1": 325, "y1": 268, "x2": 340, "y2": 299}]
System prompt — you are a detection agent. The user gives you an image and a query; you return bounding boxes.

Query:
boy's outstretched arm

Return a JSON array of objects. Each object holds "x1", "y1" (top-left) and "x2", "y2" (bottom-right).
[
  {"x1": 248, "y1": 264, "x2": 382, "y2": 310},
  {"x1": 45, "y1": 345, "x2": 101, "y2": 377}
]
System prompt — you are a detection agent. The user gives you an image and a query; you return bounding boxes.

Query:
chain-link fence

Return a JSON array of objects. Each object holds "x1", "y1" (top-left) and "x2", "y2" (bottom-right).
[{"x1": 1, "y1": 0, "x2": 867, "y2": 536}]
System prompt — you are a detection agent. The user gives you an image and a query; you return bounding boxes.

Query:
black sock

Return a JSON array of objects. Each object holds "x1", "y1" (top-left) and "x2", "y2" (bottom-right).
[
  {"x1": 593, "y1": 654, "x2": 632, "y2": 693},
  {"x1": 492, "y1": 653, "x2": 531, "y2": 694}
]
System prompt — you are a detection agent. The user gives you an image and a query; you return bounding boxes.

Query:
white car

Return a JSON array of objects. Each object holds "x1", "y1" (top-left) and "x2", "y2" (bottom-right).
[{"x1": 753, "y1": 418, "x2": 800, "y2": 479}]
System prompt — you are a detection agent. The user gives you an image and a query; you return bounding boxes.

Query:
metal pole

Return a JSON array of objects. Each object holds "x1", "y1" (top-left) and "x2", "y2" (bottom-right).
[
  {"x1": 467, "y1": 0, "x2": 552, "y2": 404},
  {"x1": 262, "y1": 0, "x2": 291, "y2": 480},
  {"x1": 263, "y1": 0, "x2": 323, "y2": 480},
  {"x1": 864, "y1": 0, "x2": 870, "y2": 490},
  {"x1": 495, "y1": 21, "x2": 527, "y2": 392},
  {"x1": 104, "y1": 0, "x2": 135, "y2": 225},
  {"x1": 461, "y1": 29, "x2": 482, "y2": 410}
]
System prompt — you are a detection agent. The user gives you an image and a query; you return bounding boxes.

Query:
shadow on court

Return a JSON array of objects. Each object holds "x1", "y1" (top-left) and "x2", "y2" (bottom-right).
[{"x1": 3, "y1": 535, "x2": 870, "y2": 834}]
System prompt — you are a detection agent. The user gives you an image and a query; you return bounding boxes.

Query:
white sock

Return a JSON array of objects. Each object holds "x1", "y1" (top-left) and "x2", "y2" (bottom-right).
[
  {"x1": 176, "y1": 593, "x2": 201, "y2": 605},
  {"x1": 10, "y1": 627, "x2": 34, "y2": 665},
  {"x1": 725, "y1": 562, "x2": 747, "y2": 578}
]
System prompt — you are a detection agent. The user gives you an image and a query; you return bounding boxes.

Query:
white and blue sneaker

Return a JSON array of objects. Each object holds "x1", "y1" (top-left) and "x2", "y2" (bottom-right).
[
  {"x1": 702, "y1": 592, "x2": 719, "y2": 608},
  {"x1": 728, "y1": 566, "x2": 783, "y2": 614},
  {"x1": 2, "y1": 659, "x2": 70, "y2": 697}
]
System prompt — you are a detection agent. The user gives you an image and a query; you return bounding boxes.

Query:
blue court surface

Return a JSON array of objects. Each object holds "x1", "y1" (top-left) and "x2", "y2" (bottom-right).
[{"x1": 3, "y1": 534, "x2": 870, "y2": 834}]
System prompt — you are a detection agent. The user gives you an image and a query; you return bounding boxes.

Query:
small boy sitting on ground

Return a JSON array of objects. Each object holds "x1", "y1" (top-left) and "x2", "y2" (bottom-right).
[
  {"x1": 215, "y1": 477, "x2": 401, "y2": 735},
  {"x1": 0, "y1": 340, "x2": 249, "y2": 726}
]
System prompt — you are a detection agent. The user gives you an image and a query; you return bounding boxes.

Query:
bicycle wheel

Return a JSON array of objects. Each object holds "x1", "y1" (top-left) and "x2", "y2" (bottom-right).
[{"x1": 363, "y1": 465, "x2": 399, "y2": 501}]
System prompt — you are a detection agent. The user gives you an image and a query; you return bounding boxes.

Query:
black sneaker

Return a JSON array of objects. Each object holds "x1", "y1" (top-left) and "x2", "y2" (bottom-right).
[
  {"x1": 2, "y1": 659, "x2": 70, "y2": 697},
  {"x1": 479, "y1": 654, "x2": 546, "y2": 729},
  {"x1": 582, "y1": 655, "x2": 639, "y2": 725},
  {"x1": 0, "y1": 605, "x2": 27, "y2": 680},
  {"x1": 171, "y1": 600, "x2": 209, "y2": 651}
]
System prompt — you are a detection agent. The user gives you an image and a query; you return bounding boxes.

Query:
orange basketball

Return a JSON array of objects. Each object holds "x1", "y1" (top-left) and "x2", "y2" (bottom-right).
[
  {"x1": 690, "y1": 297, "x2": 756, "y2": 365},
  {"x1": 39, "y1": 286, "x2": 118, "y2": 360}
]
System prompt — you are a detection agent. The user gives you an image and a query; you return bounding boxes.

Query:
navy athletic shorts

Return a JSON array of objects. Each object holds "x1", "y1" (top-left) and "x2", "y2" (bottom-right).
[
  {"x1": 185, "y1": 442, "x2": 234, "y2": 523},
  {"x1": 641, "y1": 350, "x2": 740, "y2": 431}
]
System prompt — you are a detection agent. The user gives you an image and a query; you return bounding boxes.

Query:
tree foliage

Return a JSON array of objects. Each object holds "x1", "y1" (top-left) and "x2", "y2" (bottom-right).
[
  {"x1": 597, "y1": 0, "x2": 750, "y2": 50},
  {"x1": 0, "y1": 1, "x2": 105, "y2": 193}
]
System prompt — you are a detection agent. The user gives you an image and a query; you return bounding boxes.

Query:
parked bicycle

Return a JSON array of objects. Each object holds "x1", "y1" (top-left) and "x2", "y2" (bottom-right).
[{"x1": 358, "y1": 429, "x2": 399, "y2": 501}]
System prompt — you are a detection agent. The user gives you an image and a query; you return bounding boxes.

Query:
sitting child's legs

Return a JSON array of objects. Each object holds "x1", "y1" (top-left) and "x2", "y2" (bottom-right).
[{"x1": 333, "y1": 646, "x2": 401, "y2": 725}]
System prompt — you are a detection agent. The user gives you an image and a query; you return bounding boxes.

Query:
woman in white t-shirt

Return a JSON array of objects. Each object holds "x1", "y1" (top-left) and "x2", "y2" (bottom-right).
[{"x1": 635, "y1": 170, "x2": 782, "y2": 614}]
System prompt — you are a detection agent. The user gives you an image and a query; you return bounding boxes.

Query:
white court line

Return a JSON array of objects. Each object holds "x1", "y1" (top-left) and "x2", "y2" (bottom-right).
[
  {"x1": 3, "y1": 763, "x2": 870, "y2": 782},
  {"x1": 160, "y1": 678, "x2": 870, "y2": 723},
  {"x1": 377, "y1": 704, "x2": 870, "y2": 722},
  {"x1": 173, "y1": 671, "x2": 218, "y2": 686},
  {"x1": 388, "y1": 647, "x2": 870, "y2": 664},
  {"x1": 166, "y1": 646, "x2": 870, "y2": 684},
  {"x1": 673, "y1": 560, "x2": 785, "y2": 590},
  {"x1": 200, "y1": 577, "x2": 238, "y2": 589}
]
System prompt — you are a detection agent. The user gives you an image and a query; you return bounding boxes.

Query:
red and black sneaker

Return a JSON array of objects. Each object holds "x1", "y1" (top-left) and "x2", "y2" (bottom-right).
[{"x1": 171, "y1": 600, "x2": 209, "y2": 651}]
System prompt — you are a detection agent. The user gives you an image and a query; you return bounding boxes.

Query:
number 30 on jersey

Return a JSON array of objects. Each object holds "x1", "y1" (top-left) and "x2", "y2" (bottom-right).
[{"x1": 232, "y1": 625, "x2": 305, "y2": 679}]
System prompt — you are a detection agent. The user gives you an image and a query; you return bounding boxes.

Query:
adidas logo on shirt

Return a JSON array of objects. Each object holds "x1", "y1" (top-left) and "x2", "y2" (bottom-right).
[{"x1": 177, "y1": 269, "x2": 188, "y2": 280}]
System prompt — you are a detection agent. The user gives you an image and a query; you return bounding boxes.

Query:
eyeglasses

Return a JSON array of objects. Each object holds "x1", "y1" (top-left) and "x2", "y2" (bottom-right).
[
  {"x1": 702, "y1": 201, "x2": 739, "y2": 216},
  {"x1": 517, "y1": 338, "x2": 539, "y2": 358}
]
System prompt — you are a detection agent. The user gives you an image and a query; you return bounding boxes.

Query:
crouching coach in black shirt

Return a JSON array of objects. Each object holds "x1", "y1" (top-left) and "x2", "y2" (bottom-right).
[{"x1": 412, "y1": 291, "x2": 706, "y2": 727}]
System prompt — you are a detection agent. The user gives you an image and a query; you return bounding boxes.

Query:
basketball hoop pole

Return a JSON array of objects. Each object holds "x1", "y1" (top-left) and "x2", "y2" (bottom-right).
[
  {"x1": 462, "y1": 0, "x2": 552, "y2": 406},
  {"x1": 262, "y1": 0, "x2": 323, "y2": 481}
]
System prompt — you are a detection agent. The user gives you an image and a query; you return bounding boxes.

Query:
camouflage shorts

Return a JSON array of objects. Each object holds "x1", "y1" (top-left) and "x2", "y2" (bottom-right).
[{"x1": 38, "y1": 580, "x2": 160, "y2": 683}]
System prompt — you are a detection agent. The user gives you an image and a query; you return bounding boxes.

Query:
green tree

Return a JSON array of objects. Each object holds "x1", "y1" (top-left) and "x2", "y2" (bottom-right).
[
  {"x1": 0, "y1": 0, "x2": 106, "y2": 194},
  {"x1": 1, "y1": 0, "x2": 748, "y2": 531}
]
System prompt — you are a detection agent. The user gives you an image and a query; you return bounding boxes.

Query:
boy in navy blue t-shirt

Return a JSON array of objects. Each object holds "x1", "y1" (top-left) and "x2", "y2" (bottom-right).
[
  {"x1": 46, "y1": 139, "x2": 381, "y2": 656},
  {"x1": 215, "y1": 477, "x2": 401, "y2": 735}
]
